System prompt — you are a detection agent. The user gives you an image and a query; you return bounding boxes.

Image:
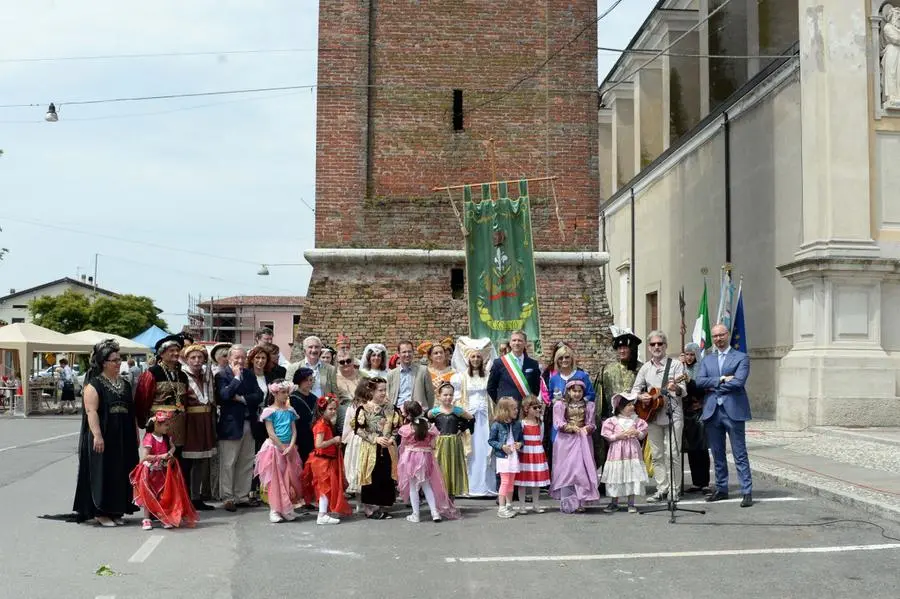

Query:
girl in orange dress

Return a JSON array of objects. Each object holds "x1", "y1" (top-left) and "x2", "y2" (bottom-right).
[{"x1": 302, "y1": 394, "x2": 351, "y2": 525}]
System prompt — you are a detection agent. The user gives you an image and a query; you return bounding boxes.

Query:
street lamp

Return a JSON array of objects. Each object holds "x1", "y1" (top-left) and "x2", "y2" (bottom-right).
[
  {"x1": 257, "y1": 263, "x2": 310, "y2": 276},
  {"x1": 45, "y1": 103, "x2": 58, "y2": 122}
]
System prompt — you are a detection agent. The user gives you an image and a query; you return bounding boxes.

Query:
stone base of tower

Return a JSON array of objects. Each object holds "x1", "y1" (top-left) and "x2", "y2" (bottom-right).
[{"x1": 291, "y1": 249, "x2": 614, "y2": 371}]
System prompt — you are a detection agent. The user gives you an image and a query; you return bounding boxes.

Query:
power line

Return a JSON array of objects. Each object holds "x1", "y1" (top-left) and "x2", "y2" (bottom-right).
[
  {"x1": 597, "y1": 46, "x2": 793, "y2": 60},
  {"x1": 466, "y1": 0, "x2": 625, "y2": 116},
  {"x1": 0, "y1": 216, "x2": 310, "y2": 267},
  {"x1": 600, "y1": 0, "x2": 737, "y2": 97}
]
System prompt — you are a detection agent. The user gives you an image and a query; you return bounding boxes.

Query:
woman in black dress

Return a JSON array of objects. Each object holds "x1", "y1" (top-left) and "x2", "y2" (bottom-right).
[{"x1": 72, "y1": 340, "x2": 140, "y2": 526}]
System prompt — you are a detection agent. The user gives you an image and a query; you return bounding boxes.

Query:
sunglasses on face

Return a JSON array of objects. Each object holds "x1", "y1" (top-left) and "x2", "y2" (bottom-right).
[
  {"x1": 338, "y1": 359, "x2": 353, "y2": 365},
  {"x1": 649, "y1": 342, "x2": 665, "y2": 347}
]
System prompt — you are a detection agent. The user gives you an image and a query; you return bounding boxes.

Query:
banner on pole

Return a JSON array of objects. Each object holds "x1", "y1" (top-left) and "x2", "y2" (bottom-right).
[{"x1": 464, "y1": 180, "x2": 541, "y2": 353}]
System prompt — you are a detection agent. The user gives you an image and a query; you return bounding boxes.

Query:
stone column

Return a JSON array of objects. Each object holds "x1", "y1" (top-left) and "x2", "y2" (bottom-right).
[
  {"x1": 598, "y1": 109, "x2": 614, "y2": 200},
  {"x1": 634, "y1": 61, "x2": 665, "y2": 170},
  {"x1": 608, "y1": 84, "x2": 636, "y2": 193},
  {"x1": 776, "y1": 0, "x2": 900, "y2": 428}
]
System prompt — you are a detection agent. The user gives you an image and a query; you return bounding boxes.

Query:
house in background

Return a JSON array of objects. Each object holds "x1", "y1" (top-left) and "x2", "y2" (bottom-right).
[
  {"x1": 187, "y1": 295, "x2": 305, "y2": 355},
  {"x1": 0, "y1": 276, "x2": 119, "y2": 326}
]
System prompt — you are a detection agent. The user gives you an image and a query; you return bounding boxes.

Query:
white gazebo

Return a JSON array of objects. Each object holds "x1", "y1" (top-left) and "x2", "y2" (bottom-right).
[
  {"x1": 0, "y1": 323, "x2": 95, "y2": 416},
  {"x1": 65, "y1": 330, "x2": 151, "y2": 355}
]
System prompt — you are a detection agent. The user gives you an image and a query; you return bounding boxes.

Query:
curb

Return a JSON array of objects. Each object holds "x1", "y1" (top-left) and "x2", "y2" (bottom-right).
[
  {"x1": 738, "y1": 454, "x2": 900, "y2": 523},
  {"x1": 811, "y1": 427, "x2": 900, "y2": 448}
]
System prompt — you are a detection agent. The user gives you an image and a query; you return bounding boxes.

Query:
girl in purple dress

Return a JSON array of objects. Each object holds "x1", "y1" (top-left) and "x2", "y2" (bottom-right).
[
  {"x1": 550, "y1": 379, "x2": 599, "y2": 513},
  {"x1": 600, "y1": 392, "x2": 649, "y2": 513}
]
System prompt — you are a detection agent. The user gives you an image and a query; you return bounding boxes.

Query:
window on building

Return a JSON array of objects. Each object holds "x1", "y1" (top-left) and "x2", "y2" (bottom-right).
[
  {"x1": 451, "y1": 268, "x2": 465, "y2": 299},
  {"x1": 646, "y1": 291, "x2": 659, "y2": 334},
  {"x1": 11, "y1": 318, "x2": 25, "y2": 324},
  {"x1": 11, "y1": 304, "x2": 27, "y2": 309},
  {"x1": 452, "y1": 90, "x2": 464, "y2": 131},
  {"x1": 259, "y1": 320, "x2": 274, "y2": 334}
]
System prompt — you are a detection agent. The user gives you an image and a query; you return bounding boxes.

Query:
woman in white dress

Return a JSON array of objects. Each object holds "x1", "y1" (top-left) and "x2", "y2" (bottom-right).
[
  {"x1": 359, "y1": 343, "x2": 389, "y2": 379},
  {"x1": 451, "y1": 337, "x2": 498, "y2": 497}
]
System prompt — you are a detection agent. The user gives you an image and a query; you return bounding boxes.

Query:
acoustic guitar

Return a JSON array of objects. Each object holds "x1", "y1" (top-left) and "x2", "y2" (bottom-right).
[{"x1": 635, "y1": 374, "x2": 687, "y2": 422}]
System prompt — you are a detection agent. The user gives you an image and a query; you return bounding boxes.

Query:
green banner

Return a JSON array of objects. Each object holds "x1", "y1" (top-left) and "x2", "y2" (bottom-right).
[{"x1": 464, "y1": 180, "x2": 541, "y2": 353}]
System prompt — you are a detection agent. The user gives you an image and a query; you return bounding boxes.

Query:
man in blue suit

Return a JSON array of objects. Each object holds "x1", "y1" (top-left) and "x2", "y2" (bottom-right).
[
  {"x1": 695, "y1": 323, "x2": 753, "y2": 507},
  {"x1": 487, "y1": 330, "x2": 541, "y2": 405}
]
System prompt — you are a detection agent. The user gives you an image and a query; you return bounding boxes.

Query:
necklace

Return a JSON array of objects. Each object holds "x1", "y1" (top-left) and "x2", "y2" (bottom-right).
[{"x1": 100, "y1": 374, "x2": 124, "y2": 394}]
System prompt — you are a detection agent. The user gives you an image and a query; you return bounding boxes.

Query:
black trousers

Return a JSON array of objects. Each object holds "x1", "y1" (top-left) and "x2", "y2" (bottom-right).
[{"x1": 685, "y1": 448, "x2": 710, "y2": 489}]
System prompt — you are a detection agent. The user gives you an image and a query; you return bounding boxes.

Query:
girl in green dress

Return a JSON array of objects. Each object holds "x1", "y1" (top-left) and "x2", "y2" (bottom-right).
[{"x1": 428, "y1": 382, "x2": 473, "y2": 497}]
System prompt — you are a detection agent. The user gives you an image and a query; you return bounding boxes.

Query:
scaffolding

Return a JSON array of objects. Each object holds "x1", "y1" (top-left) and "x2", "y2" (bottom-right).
[{"x1": 186, "y1": 294, "x2": 257, "y2": 343}]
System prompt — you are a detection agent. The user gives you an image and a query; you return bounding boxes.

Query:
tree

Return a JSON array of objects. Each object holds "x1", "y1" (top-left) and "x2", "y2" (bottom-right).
[
  {"x1": 29, "y1": 290, "x2": 92, "y2": 333},
  {"x1": 89, "y1": 295, "x2": 168, "y2": 339},
  {"x1": 29, "y1": 291, "x2": 167, "y2": 338}
]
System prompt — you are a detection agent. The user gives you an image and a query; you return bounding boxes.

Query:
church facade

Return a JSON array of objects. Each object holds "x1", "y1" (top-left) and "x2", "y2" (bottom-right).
[{"x1": 601, "y1": 0, "x2": 900, "y2": 427}]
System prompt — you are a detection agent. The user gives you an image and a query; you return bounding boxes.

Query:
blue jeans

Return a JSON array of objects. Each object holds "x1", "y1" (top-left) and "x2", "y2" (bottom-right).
[{"x1": 706, "y1": 404, "x2": 752, "y2": 495}]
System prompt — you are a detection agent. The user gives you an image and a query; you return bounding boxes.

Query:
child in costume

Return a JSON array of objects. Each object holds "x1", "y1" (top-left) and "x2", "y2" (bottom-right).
[
  {"x1": 488, "y1": 397, "x2": 524, "y2": 519},
  {"x1": 515, "y1": 395, "x2": 550, "y2": 513},
  {"x1": 550, "y1": 379, "x2": 600, "y2": 513},
  {"x1": 302, "y1": 394, "x2": 351, "y2": 525},
  {"x1": 342, "y1": 379, "x2": 369, "y2": 507},
  {"x1": 255, "y1": 380, "x2": 304, "y2": 523},
  {"x1": 397, "y1": 401, "x2": 460, "y2": 523},
  {"x1": 601, "y1": 392, "x2": 649, "y2": 513},
  {"x1": 131, "y1": 411, "x2": 197, "y2": 531},
  {"x1": 428, "y1": 381, "x2": 473, "y2": 497}
]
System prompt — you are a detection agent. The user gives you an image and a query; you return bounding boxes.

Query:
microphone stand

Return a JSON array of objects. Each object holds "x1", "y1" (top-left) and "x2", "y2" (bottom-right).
[{"x1": 639, "y1": 390, "x2": 706, "y2": 523}]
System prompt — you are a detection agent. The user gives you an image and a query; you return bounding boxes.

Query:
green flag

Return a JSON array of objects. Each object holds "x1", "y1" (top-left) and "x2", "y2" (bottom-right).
[
  {"x1": 691, "y1": 279, "x2": 712, "y2": 354},
  {"x1": 464, "y1": 180, "x2": 541, "y2": 353}
]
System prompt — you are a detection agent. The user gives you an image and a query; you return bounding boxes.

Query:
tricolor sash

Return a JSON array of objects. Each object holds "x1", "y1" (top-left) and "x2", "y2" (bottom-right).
[{"x1": 500, "y1": 354, "x2": 530, "y2": 398}]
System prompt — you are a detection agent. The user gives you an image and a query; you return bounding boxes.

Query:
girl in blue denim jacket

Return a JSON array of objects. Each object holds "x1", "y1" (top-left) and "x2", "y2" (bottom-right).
[{"x1": 488, "y1": 397, "x2": 524, "y2": 518}]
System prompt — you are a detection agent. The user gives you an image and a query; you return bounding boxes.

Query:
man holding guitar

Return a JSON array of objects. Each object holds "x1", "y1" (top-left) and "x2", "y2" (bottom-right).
[{"x1": 630, "y1": 330, "x2": 687, "y2": 503}]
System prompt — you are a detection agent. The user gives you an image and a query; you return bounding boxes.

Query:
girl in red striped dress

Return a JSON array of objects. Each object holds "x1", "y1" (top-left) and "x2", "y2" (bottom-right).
[{"x1": 515, "y1": 395, "x2": 550, "y2": 513}]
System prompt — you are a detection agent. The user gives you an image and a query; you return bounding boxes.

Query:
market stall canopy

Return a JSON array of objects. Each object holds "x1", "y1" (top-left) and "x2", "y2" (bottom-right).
[
  {"x1": 0, "y1": 323, "x2": 96, "y2": 414},
  {"x1": 66, "y1": 330, "x2": 150, "y2": 354},
  {"x1": 132, "y1": 325, "x2": 169, "y2": 349}
]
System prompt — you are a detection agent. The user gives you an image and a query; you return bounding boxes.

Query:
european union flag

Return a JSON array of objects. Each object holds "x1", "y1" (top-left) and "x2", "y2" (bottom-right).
[{"x1": 731, "y1": 289, "x2": 747, "y2": 353}]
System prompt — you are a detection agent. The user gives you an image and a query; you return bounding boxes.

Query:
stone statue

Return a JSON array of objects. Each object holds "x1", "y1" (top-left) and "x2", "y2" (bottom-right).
[{"x1": 882, "y1": 3, "x2": 900, "y2": 109}]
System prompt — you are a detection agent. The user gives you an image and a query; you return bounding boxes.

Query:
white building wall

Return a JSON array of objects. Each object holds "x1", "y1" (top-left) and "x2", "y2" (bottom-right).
[
  {"x1": 0, "y1": 281, "x2": 113, "y2": 325},
  {"x1": 603, "y1": 73, "x2": 802, "y2": 418}
]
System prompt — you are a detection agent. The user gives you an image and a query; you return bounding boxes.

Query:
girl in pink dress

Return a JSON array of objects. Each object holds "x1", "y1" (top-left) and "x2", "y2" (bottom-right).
[
  {"x1": 549, "y1": 379, "x2": 599, "y2": 513},
  {"x1": 131, "y1": 411, "x2": 197, "y2": 531},
  {"x1": 254, "y1": 380, "x2": 304, "y2": 524},
  {"x1": 600, "y1": 392, "x2": 649, "y2": 513},
  {"x1": 397, "y1": 401, "x2": 460, "y2": 523},
  {"x1": 514, "y1": 395, "x2": 550, "y2": 513}
]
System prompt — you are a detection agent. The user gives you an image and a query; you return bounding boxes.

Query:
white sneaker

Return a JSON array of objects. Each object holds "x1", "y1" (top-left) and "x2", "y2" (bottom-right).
[
  {"x1": 269, "y1": 511, "x2": 284, "y2": 523},
  {"x1": 281, "y1": 510, "x2": 297, "y2": 522},
  {"x1": 498, "y1": 507, "x2": 516, "y2": 519},
  {"x1": 515, "y1": 505, "x2": 528, "y2": 513},
  {"x1": 316, "y1": 514, "x2": 339, "y2": 525},
  {"x1": 406, "y1": 513, "x2": 420, "y2": 523}
]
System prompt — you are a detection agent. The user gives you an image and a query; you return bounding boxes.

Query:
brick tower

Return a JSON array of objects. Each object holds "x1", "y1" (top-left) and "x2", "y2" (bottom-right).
[{"x1": 296, "y1": 0, "x2": 613, "y2": 369}]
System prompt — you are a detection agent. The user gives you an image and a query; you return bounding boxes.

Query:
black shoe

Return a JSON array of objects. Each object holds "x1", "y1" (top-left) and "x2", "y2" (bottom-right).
[
  {"x1": 740, "y1": 494, "x2": 753, "y2": 508},
  {"x1": 192, "y1": 501, "x2": 215, "y2": 511},
  {"x1": 706, "y1": 491, "x2": 729, "y2": 502}
]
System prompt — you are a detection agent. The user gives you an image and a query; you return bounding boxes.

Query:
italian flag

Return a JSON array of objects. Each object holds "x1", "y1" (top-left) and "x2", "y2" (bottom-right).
[{"x1": 692, "y1": 280, "x2": 712, "y2": 354}]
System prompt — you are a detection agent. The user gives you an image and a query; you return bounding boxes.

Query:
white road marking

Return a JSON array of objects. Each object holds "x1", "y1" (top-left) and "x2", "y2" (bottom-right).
[
  {"x1": 128, "y1": 535, "x2": 165, "y2": 563},
  {"x1": 678, "y1": 496, "x2": 804, "y2": 505},
  {"x1": 95, "y1": 595, "x2": 116, "y2": 599},
  {"x1": 446, "y1": 543, "x2": 900, "y2": 563},
  {"x1": 0, "y1": 431, "x2": 78, "y2": 453}
]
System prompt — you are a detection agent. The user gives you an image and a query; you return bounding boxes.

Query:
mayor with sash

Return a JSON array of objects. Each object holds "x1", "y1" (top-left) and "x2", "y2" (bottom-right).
[{"x1": 487, "y1": 330, "x2": 541, "y2": 404}]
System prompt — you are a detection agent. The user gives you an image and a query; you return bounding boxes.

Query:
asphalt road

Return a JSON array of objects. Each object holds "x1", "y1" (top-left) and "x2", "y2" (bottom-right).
[{"x1": 2, "y1": 417, "x2": 900, "y2": 599}]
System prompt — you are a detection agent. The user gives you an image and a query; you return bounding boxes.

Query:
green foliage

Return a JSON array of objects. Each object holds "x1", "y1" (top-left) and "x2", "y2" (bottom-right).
[
  {"x1": 89, "y1": 295, "x2": 168, "y2": 338},
  {"x1": 669, "y1": 69, "x2": 690, "y2": 141},
  {"x1": 29, "y1": 290, "x2": 91, "y2": 333},
  {"x1": 29, "y1": 291, "x2": 167, "y2": 338}
]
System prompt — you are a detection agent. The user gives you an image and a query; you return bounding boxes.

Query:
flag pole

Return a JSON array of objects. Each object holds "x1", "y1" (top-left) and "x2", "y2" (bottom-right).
[{"x1": 731, "y1": 275, "x2": 743, "y2": 337}]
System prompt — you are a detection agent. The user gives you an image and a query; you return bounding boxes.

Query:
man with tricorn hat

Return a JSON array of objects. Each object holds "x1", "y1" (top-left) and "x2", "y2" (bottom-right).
[
  {"x1": 135, "y1": 333, "x2": 193, "y2": 477},
  {"x1": 593, "y1": 326, "x2": 643, "y2": 493}
]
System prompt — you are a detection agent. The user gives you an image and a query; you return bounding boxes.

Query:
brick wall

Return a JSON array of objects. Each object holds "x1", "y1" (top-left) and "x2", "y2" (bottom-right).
[
  {"x1": 315, "y1": 0, "x2": 599, "y2": 251},
  {"x1": 292, "y1": 262, "x2": 614, "y2": 374}
]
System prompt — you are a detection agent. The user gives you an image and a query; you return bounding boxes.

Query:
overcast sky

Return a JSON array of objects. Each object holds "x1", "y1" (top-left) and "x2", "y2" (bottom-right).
[{"x1": 0, "y1": 0, "x2": 656, "y2": 330}]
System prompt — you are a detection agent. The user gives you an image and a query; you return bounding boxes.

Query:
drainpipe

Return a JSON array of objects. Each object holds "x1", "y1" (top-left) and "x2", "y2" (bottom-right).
[
  {"x1": 723, "y1": 111, "x2": 732, "y2": 264},
  {"x1": 630, "y1": 188, "x2": 636, "y2": 331}
]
